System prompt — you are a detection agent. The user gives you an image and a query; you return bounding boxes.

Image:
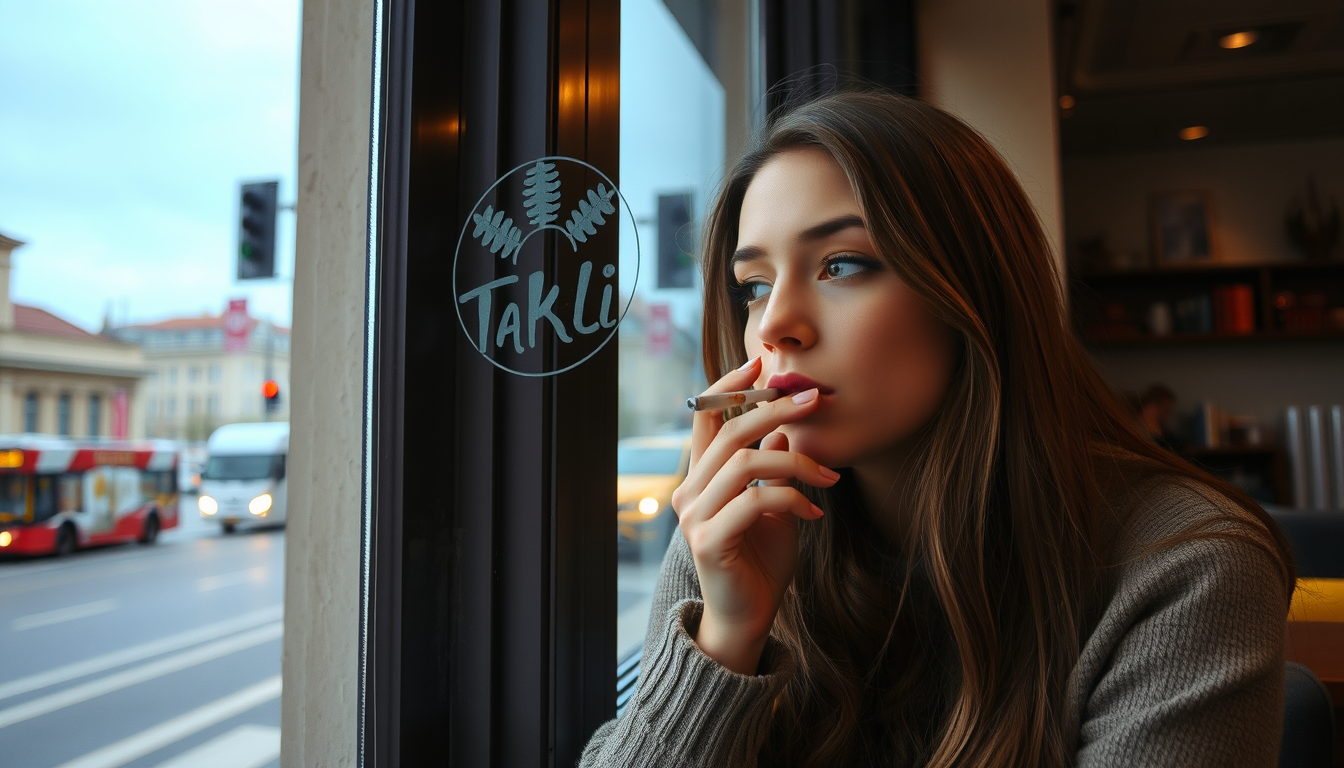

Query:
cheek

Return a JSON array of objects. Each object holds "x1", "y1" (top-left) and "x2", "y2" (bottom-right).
[{"x1": 833, "y1": 296, "x2": 959, "y2": 440}]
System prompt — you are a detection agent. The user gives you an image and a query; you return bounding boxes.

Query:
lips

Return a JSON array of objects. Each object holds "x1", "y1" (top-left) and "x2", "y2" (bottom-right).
[{"x1": 766, "y1": 372, "x2": 834, "y2": 396}]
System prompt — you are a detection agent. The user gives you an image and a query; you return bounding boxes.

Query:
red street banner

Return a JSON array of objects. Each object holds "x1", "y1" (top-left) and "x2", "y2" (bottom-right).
[
  {"x1": 224, "y1": 298, "x2": 250, "y2": 353},
  {"x1": 112, "y1": 389, "x2": 129, "y2": 439},
  {"x1": 646, "y1": 303, "x2": 672, "y2": 359}
]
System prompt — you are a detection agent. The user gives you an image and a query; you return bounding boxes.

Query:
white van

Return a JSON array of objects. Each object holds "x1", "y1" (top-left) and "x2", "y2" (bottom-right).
[{"x1": 197, "y1": 422, "x2": 289, "y2": 533}]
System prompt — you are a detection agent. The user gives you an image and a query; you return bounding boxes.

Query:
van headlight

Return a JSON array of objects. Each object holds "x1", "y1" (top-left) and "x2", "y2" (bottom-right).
[
  {"x1": 249, "y1": 493, "x2": 272, "y2": 516},
  {"x1": 198, "y1": 495, "x2": 218, "y2": 515},
  {"x1": 638, "y1": 497, "x2": 660, "y2": 516}
]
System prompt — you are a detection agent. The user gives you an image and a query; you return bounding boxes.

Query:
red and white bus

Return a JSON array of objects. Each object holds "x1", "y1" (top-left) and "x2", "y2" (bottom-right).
[{"x1": 0, "y1": 436, "x2": 180, "y2": 556}]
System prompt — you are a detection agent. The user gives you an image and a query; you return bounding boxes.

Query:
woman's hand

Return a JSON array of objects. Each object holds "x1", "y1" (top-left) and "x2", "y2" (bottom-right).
[{"x1": 671, "y1": 356, "x2": 839, "y2": 675}]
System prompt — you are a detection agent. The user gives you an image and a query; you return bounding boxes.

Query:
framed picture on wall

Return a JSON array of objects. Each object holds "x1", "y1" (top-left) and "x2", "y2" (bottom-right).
[{"x1": 1151, "y1": 191, "x2": 1215, "y2": 264}]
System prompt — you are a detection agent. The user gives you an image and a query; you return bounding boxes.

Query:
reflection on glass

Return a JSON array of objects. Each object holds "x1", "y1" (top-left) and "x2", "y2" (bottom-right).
[{"x1": 617, "y1": 0, "x2": 728, "y2": 660}]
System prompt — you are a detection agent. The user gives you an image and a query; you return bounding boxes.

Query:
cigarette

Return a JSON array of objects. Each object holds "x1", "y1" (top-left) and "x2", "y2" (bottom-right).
[{"x1": 686, "y1": 388, "x2": 782, "y2": 412}]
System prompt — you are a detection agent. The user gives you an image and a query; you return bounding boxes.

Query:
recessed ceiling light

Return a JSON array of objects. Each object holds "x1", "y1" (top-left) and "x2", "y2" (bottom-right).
[
  {"x1": 1179, "y1": 126, "x2": 1209, "y2": 140},
  {"x1": 1058, "y1": 94, "x2": 1075, "y2": 109},
  {"x1": 1219, "y1": 30, "x2": 1259, "y2": 49}
]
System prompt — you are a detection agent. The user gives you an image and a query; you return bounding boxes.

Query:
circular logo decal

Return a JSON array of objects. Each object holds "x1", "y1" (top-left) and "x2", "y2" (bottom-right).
[{"x1": 452, "y1": 156, "x2": 639, "y2": 377}]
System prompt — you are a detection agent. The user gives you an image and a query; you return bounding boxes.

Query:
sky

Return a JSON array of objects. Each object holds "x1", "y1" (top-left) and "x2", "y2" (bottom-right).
[
  {"x1": 0, "y1": 0, "x2": 722, "y2": 335},
  {"x1": 0, "y1": 0, "x2": 301, "y2": 331}
]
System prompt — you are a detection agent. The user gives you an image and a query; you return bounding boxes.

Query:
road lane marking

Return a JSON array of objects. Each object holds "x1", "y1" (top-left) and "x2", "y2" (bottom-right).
[
  {"x1": 150, "y1": 724, "x2": 280, "y2": 768},
  {"x1": 0, "y1": 622, "x2": 282, "y2": 728},
  {"x1": 0, "y1": 605, "x2": 283, "y2": 702},
  {"x1": 197, "y1": 566, "x2": 268, "y2": 592},
  {"x1": 11, "y1": 599, "x2": 120, "y2": 632},
  {"x1": 0, "y1": 561, "x2": 159, "y2": 597},
  {"x1": 54, "y1": 676, "x2": 281, "y2": 768}
]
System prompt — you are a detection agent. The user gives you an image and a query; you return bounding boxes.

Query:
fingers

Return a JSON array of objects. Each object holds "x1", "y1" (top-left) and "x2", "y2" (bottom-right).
[
  {"x1": 691, "y1": 389, "x2": 822, "y2": 488},
  {"x1": 759, "y1": 432, "x2": 790, "y2": 487},
  {"x1": 691, "y1": 485, "x2": 823, "y2": 560},
  {"x1": 689, "y1": 356, "x2": 765, "y2": 469},
  {"x1": 681, "y1": 446, "x2": 837, "y2": 527}
]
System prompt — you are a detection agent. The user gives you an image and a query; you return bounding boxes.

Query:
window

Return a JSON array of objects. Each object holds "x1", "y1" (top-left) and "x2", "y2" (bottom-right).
[
  {"x1": 23, "y1": 392, "x2": 38, "y2": 433},
  {"x1": 614, "y1": 0, "x2": 726, "y2": 659},
  {"x1": 148, "y1": 398, "x2": 158, "y2": 419},
  {"x1": 57, "y1": 393, "x2": 72, "y2": 436},
  {"x1": 187, "y1": 396, "x2": 198, "y2": 415},
  {"x1": 207, "y1": 394, "x2": 220, "y2": 415},
  {"x1": 208, "y1": 364, "x2": 222, "y2": 382},
  {"x1": 33, "y1": 475, "x2": 57, "y2": 523},
  {"x1": 167, "y1": 367, "x2": 178, "y2": 385},
  {"x1": 188, "y1": 366, "x2": 201, "y2": 382},
  {"x1": 88, "y1": 394, "x2": 101, "y2": 437},
  {"x1": 165, "y1": 396, "x2": 176, "y2": 418}
]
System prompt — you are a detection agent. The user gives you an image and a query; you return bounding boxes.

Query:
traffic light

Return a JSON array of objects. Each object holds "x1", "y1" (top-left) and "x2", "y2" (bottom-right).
[
  {"x1": 238, "y1": 181, "x2": 278, "y2": 280},
  {"x1": 263, "y1": 380, "x2": 281, "y2": 412}
]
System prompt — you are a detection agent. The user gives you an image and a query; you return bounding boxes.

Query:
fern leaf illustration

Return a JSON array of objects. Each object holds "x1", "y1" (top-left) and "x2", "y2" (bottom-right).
[
  {"x1": 563, "y1": 184, "x2": 617, "y2": 244},
  {"x1": 472, "y1": 204, "x2": 523, "y2": 263},
  {"x1": 522, "y1": 160, "x2": 562, "y2": 227}
]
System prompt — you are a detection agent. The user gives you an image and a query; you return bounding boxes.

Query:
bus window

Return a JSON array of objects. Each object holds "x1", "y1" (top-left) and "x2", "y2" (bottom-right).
[
  {"x1": 59, "y1": 474, "x2": 83, "y2": 513},
  {"x1": 140, "y1": 469, "x2": 176, "y2": 498},
  {"x1": 271, "y1": 455, "x2": 286, "y2": 481},
  {"x1": 34, "y1": 475, "x2": 58, "y2": 523},
  {"x1": 0, "y1": 475, "x2": 24, "y2": 522}
]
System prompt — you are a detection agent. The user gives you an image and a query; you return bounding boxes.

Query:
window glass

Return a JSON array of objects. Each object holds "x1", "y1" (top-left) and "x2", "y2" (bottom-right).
[
  {"x1": 57, "y1": 393, "x2": 71, "y2": 436},
  {"x1": 0, "y1": 475, "x2": 25, "y2": 518},
  {"x1": 616, "y1": 0, "x2": 729, "y2": 660},
  {"x1": 0, "y1": 5, "x2": 297, "y2": 764},
  {"x1": 203, "y1": 454, "x2": 278, "y2": 481},
  {"x1": 24, "y1": 392, "x2": 39, "y2": 433},
  {"x1": 87, "y1": 394, "x2": 100, "y2": 436}
]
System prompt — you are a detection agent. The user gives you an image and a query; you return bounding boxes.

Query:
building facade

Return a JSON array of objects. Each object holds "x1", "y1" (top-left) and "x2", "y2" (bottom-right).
[
  {"x1": 109, "y1": 311, "x2": 291, "y2": 440},
  {"x1": 0, "y1": 233, "x2": 148, "y2": 438}
]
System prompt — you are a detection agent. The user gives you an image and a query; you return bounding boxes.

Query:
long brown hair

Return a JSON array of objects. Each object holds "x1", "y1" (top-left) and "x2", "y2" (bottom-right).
[{"x1": 698, "y1": 91, "x2": 1295, "y2": 767}]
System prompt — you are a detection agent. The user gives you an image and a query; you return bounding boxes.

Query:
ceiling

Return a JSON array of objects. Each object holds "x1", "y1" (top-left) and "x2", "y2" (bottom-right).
[{"x1": 1055, "y1": 0, "x2": 1344, "y2": 155}]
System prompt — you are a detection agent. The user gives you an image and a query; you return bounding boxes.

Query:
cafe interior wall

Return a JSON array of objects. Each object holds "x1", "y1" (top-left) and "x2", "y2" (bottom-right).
[
  {"x1": 1066, "y1": 138, "x2": 1344, "y2": 430},
  {"x1": 1054, "y1": 0, "x2": 1344, "y2": 445}
]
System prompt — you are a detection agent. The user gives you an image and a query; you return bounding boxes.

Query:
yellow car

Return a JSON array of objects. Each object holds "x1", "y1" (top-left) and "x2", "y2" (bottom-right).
[{"x1": 617, "y1": 431, "x2": 691, "y2": 561}]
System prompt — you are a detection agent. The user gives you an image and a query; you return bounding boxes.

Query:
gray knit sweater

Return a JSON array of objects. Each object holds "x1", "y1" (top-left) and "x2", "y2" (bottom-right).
[{"x1": 579, "y1": 479, "x2": 1290, "y2": 767}]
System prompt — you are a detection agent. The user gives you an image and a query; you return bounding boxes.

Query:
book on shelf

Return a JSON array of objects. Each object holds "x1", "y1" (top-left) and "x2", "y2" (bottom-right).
[{"x1": 1211, "y1": 284, "x2": 1255, "y2": 335}]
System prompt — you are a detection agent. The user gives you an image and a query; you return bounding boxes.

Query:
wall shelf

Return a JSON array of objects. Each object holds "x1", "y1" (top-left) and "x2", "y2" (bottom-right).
[{"x1": 1071, "y1": 260, "x2": 1344, "y2": 346}]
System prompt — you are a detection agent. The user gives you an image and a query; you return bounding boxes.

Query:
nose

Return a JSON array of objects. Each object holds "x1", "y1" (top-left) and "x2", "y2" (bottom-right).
[{"x1": 755, "y1": 278, "x2": 817, "y2": 353}]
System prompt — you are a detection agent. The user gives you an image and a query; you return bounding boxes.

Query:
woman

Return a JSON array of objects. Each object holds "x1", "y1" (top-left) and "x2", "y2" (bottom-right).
[{"x1": 581, "y1": 91, "x2": 1294, "y2": 767}]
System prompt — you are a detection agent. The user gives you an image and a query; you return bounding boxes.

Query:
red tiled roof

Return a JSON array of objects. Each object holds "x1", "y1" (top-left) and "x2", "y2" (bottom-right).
[
  {"x1": 128, "y1": 313, "x2": 290, "y2": 334},
  {"x1": 13, "y1": 304, "x2": 115, "y2": 343}
]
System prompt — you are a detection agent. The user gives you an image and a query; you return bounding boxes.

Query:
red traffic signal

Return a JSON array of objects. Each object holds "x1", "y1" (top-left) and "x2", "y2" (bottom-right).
[{"x1": 262, "y1": 380, "x2": 280, "y2": 399}]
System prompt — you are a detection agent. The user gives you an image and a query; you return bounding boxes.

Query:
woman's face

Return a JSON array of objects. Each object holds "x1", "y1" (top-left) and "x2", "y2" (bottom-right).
[{"x1": 734, "y1": 147, "x2": 959, "y2": 470}]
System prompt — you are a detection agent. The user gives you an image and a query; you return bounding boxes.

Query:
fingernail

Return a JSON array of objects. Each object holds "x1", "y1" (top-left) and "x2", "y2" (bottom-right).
[
  {"x1": 737, "y1": 355, "x2": 761, "y2": 372},
  {"x1": 791, "y1": 388, "x2": 818, "y2": 404},
  {"x1": 819, "y1": 466, "x2": 840, "y2": 481},
  {"x1": 811, "y1": 504, "x2": 825, "y2": 517}
]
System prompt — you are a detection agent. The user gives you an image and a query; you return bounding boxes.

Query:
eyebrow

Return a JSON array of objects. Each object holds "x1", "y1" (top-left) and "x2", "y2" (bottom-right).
[{"x1": 730, "y1": 214, "x2": 867, "y2": 268}]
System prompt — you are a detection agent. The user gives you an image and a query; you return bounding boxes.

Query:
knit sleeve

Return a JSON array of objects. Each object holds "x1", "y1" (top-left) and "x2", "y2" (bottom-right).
[
  {"x1": 578, "y1": 528, "x2": 795, "y2": 768},
  {"x1": 1073, "y1": 530, "x2": 1289, "y2": 768}
]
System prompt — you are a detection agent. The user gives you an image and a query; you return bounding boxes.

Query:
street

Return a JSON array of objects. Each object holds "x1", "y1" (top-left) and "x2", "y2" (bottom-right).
[{"x1": 0, "y1": 496, "x2": 284, "y2": 768}]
